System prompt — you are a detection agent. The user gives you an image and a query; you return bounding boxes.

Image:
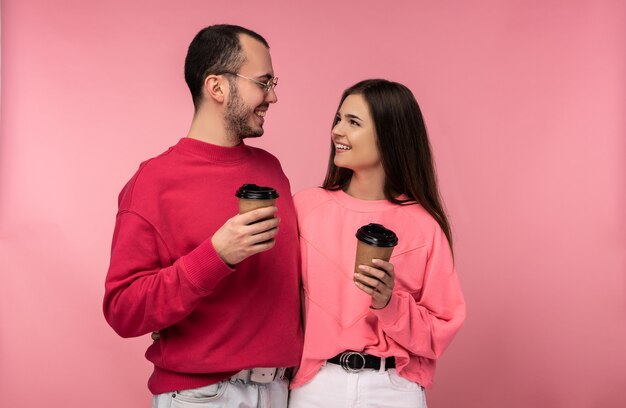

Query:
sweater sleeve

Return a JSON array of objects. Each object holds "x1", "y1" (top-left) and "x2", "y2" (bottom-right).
[
  {"x1": 103, "y1": 210, "x2": 234, "y2": 338},
  {"x1": 372, "y1": 225, "x2": 466, "y2": 360}
]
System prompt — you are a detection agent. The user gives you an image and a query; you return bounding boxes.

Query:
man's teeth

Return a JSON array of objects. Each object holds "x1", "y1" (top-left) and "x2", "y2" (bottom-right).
[
  {"x1": 335, "y1": 144, "x2": 351, "y2": 150},
  {"x1": 255, "y1": 110, "x2": 266, "y2": 117}
]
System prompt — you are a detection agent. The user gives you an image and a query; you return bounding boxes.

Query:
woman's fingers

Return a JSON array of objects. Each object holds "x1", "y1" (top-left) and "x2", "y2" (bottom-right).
[
  {"x1": 354, "y1": 260, "x2": 396, "y2": 309},
  {"x1": 356, "y1": 264, "x2": 394, "y2": 288}
]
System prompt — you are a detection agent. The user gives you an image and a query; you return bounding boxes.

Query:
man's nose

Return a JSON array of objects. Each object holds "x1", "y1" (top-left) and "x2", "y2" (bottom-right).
[{"x1": 265, "y1": 87, "x2": 278, "y2": 104}]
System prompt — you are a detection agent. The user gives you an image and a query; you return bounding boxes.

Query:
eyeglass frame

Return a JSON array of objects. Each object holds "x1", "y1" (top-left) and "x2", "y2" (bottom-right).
[{"x1": 221, "y1": 72, "x2": 278, "y2": 93}]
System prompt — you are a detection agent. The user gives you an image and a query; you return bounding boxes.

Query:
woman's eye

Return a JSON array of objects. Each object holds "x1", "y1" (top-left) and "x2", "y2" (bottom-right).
[{"x1": 350, "y1": 120, "x2": 359, "y2": 126}]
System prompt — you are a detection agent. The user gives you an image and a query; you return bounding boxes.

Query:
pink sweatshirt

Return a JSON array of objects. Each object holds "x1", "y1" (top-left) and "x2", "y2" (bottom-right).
[{"x1": 290, "y1": 188, "x2": 465, "y2": 389}]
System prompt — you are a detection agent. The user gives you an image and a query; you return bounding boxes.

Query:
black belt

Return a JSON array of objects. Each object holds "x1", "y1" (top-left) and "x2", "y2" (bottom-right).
[{"x1": 328, "y1": 351, "x2": 395, "y2": 372}]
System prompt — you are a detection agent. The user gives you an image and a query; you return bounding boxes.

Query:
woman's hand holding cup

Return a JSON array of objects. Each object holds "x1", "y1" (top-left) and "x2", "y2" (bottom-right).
[
  {"x1": 354, "y1": 259, "x2": 396, "y2": 309},
  {"x1": 353, "y1": 223, "x2": 398, "y2": 309}
]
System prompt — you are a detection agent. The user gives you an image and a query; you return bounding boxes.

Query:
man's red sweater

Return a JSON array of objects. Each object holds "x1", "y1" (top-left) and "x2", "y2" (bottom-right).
[{"x1": 103, "y1": 137, "x2": 303, "y2": 394}]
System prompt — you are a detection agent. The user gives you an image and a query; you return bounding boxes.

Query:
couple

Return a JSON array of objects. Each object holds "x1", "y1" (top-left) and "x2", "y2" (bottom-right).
[{"x1": 103, "y1": 24, "x2": 466, "y2": 408}]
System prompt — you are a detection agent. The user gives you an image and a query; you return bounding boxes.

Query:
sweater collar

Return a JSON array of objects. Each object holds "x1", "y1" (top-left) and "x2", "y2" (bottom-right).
[
  {"x1": 329, "y1": 189, "x2": 405, "y2": 212},
  {"x1": 176, "y1": 137, "x2": 251, "y2": 163}
]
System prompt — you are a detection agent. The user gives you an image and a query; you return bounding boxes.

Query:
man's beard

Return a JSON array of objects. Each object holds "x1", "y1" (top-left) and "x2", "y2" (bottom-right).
[{"x1": 225, "y1": 83, "x2": 264, "y2": 141}]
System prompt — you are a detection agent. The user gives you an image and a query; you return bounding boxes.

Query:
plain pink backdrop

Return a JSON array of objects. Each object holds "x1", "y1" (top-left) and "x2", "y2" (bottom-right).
[{"x1": 1, "y1": 1, "x2": 625, "y2": 407}]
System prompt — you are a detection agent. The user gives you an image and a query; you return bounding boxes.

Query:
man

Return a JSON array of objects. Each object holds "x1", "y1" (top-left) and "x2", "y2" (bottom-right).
[{"x1": 103, "y1": 25, "x2": 303, "y2": 407}]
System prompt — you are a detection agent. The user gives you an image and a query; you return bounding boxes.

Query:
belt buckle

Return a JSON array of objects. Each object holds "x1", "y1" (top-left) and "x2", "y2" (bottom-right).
[{"x1": 339, "y1": 351, "x2": 366, "y2": 372}]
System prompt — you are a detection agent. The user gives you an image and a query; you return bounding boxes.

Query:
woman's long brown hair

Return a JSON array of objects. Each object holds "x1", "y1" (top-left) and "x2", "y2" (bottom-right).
[{"x1": 322, "y1": 79, "x2": 454, "y2": 253}]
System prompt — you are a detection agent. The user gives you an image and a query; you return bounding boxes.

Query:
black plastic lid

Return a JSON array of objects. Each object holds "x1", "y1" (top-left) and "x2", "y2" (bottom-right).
[
  {"x1": 236, "y1": 184, "x2": 279, "y2": 199},
  {"x1": 355, "y1": 223, "x2": 398, "y2": 247}
]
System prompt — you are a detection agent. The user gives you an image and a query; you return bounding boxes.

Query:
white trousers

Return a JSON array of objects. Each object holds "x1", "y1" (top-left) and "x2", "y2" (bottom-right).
[
  {"x1": 288, "y1": 363, "x2": 427, "y2": 408},
  {"x1": 152, "y1": 378, "x2": 288, "y2": 408}
]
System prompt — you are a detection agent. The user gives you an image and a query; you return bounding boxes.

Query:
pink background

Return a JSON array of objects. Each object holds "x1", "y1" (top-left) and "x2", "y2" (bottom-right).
[{"x1": 1, "y1": 1, "x2": 625, "y2": 407}]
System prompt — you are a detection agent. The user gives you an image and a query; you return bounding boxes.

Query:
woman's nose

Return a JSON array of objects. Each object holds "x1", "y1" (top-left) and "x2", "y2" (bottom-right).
[{"x1": 331, "y1": 122, "x2": 344, "y2": 137}]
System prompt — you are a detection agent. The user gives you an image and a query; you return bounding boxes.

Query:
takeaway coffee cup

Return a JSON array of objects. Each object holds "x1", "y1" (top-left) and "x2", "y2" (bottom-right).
[
  {"x1": 236, "y1": 184, "x2": 279, "y2": 215},
  {"x1": 354, "y1": 223, "x2": 398, "y2": 275}
]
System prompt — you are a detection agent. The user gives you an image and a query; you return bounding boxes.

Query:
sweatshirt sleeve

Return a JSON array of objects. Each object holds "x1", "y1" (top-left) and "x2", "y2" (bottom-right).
[
  {"x1": 103, "y1": 210, "x2": 233, "y2": 338},
  {"x1": 372, "y1": 225, "x2": 466, "y2": 360}
]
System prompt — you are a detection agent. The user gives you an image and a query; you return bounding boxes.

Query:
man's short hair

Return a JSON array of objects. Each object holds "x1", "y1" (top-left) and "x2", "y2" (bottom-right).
[{"x1": 184, "y1": 24, "x2": 269, "y2": 109}]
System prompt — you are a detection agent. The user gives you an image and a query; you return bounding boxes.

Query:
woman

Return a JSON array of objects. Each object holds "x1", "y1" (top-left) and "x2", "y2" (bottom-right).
[{"x1": 288, "y1": 79, "x2": 466, "y2": 407}]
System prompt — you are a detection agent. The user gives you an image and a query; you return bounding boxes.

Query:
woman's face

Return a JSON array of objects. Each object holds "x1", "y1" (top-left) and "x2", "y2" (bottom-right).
[{"x1": 331, "y1": 94, "x2": 383, "y2": 174}]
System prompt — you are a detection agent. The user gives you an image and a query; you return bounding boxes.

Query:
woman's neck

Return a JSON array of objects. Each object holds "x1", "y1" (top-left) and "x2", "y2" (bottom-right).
[{"x1": 345, "y1": 168, "x2": 386, "y2": 200}]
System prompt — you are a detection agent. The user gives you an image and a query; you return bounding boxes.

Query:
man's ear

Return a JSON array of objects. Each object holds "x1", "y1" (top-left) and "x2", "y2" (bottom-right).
[{"x1": 203, "y1": 75, "x2": 227, "y2": 103}]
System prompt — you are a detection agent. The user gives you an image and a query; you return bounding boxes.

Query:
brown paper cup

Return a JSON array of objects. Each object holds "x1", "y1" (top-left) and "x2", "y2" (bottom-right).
[
  {"x1": 354, "y1": 240, "x2": 395, "y2": 276},
  {"x1": 238, "y1": 198, "x2": 276, "y2": 214}
]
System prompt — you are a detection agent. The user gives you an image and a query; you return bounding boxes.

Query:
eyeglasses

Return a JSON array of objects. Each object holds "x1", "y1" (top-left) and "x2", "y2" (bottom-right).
[{"x1": 223, "y1": 72, "x2": 278, "y2": 93}]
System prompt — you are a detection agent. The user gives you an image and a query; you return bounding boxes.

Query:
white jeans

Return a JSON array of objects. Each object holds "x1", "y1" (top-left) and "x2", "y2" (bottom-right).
[
  {"x1": 152, "y1": 378, "x2": 288, "y2": 408},
  {"x1": 288, "y1": 363, "x2": 427, "y2": 408}
]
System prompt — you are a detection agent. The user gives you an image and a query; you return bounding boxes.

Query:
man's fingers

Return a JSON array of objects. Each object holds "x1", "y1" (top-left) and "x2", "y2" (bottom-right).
[
  {"x1": 238, "y1": 206, "x2": 278, "y2": 225},
  {"x1": 212, "y1": 208, "x2": 280, "y2": 265},
  {"x1": 248, "y1": 216, "x2": 280, "y2": 235},
  {"x1": 247, "y1": 235, "x2": 277, "y2": 255},
  {"x1": 250, "y1": 227, "x2": 279, "y2": 245}
]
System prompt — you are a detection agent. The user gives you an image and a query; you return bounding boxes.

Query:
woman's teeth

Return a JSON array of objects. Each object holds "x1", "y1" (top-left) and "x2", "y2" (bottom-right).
[{"x1": 335, "y1": 143, "x2": 351, "y2": 150}]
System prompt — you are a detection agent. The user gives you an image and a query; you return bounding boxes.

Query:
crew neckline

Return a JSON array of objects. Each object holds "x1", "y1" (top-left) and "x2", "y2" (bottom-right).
[
  {"x1": 328, "y1": 189, "x2": 403, "y2": 212},
  {"x1": 175, "y1": 137, "x2": 252, "y2": 163}
]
